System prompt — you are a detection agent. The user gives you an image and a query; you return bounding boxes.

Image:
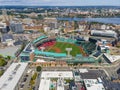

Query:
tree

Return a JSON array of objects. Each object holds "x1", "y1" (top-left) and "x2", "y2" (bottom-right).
[
  {"x1": 0, "y1": 58, "x2": 7, "y2": 66},
  {"x1": 60, "y1": 28, "x2": 64, "y2": 33},
  {"x1": 0, "y1": 55, "x2": 3, "y2": 58},
  {"x1": 32, "y1": 72, "x2": 37, "y2": 80},
  {"x1": 98, "y1": 59, "x2": 102, "y2": 63},
  {"x1": 0, "y1": 70, "x2": 4, "y2": 76},
  {"x1": 73, "y1": 62, "x2": 78, "y2": 66},
  {"x1": 6, "y1": 56, "x2": 11, "y2": 60},
  {"x1": 36, "y1": 66, "x2": 42, "y2": 72},
  {"x1": 80, "y1": 63, "x2": 83, "y2": 66},
  {"x1": 74, "y1": 21, "x2": 79, "y2": 30},
  {"x1": 38, "y1": 14, "x2": 43, "y2": 20}
]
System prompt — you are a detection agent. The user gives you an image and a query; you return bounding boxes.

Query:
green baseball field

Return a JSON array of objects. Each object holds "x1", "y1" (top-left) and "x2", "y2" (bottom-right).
[{"x1": 45, "y1": 42, "x2": 82, "y2": 56}]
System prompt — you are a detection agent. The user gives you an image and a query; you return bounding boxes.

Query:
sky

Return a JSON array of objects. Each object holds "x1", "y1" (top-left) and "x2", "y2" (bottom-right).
[{"x1": 0, "y1": 0, "x2": 120, "y2": 6}]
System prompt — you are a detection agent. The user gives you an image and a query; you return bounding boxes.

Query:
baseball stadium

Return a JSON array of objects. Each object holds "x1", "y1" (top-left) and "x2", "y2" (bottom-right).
[{"x1": 19, "y1": 35, "x2": 101, "y2": 65}]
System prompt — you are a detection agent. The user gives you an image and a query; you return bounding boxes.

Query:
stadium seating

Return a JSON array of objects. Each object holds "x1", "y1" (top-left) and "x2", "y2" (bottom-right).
[{"x1": 38, "y1": 41, "x2": 56, "y2": 50}]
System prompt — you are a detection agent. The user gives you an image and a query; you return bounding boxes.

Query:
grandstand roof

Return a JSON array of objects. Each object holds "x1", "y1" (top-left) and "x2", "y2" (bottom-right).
[
  {"x1": 34, "y1": 50, "x2": 67, "y2": 57},
  {"x1": 56, "y1": 37, "x2": 76, "y2": 44},
  {"x1": 66, "y1": 57, "x2": 95, "y2": 63},
  {"x1": 20, "y1": 52, "x2": 30, "y2": 56},
  {"x1": 32, "y1": 35, "x2": 47, "y2": 44}
]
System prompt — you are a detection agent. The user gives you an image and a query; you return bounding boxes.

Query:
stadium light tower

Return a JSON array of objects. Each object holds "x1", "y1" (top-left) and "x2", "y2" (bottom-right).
[
  {"x1": 66, "y1": 48, "x2": 72, "y2": 57},
  {"x1": 96, "y1": 42, "x2": 99, "y2": 51}
]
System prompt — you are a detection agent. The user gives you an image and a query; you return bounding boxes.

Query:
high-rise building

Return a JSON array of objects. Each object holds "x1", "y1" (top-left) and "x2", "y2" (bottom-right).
[
  {"x1": 2, "y1": 9, "x2": 10, "y2": 33},
  {"x1": 44, "y1": 18, "x2": 58, "y2": 30},
  {"x1": 10, "y1": 23, "x2": 24, "y2": 33}
]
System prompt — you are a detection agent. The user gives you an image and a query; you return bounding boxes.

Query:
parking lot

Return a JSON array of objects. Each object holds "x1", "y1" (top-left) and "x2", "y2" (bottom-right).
[{"x1": 18, "y1": 68, "x2": 33, "y2": 90}]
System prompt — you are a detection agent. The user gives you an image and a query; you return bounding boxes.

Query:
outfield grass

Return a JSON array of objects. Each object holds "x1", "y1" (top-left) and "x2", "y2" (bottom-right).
[{"x1": 46, "y1": 42, "x2": 81, "y2": 56}]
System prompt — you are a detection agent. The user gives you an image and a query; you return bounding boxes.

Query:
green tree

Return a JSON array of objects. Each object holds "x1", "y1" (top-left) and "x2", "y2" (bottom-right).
[
  {"x1": 0, "y1": 58, "x2": 7, "y2": 66},
  {"x1": 0, "y1": 70, "x2": 4, "y2": 76},
  {"x1": 98, "y1": 59, "x2": 102, "y2": 63},
  {"x1": 36, "y1": 66, "x2": 42, "y2": 72},
  {"x1": 20, "y1": 42, "x2": 26, "y2": 52},
  {"x1": 0, "y1": 55, "x2": 3, "y2": 58},
  {"x1": 32, "y1": 72, "x2": 37, "y2": 80},
  {"x1": 74, "y1": 21, "x2": 79, "y2": 30},
  {"x1": 30, "y1": 79, "x2": 35, "y2": 86},
  {"x1": 6, "y1": 56, "x2": 11, "y2": 60},
  {"x1": 38, "y1": 14, "x2": 43, "y2": 20}
]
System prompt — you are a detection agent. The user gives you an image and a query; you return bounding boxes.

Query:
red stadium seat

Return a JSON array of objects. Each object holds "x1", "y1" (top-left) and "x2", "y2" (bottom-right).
[{"x1": 37, "y1": 40, "x2": 56, "y2": 51}]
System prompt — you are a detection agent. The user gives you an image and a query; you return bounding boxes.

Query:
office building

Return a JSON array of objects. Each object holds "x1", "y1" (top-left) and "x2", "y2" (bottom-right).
[
  {"x1": 10, "y1": 23, "x2": 24, "y2": 33},
  {"x1": 1, "y1": 34, "x2": 15, "y2": 46},
  {"x1": 91, "y1": 30, "x2": 117, "y2": 38}
]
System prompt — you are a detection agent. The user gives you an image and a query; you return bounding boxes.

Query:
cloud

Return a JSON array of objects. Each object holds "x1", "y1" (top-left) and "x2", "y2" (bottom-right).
[
  {"x1": 43, "y1": 0, "x2": 52, "y2": 2},
  {"x1": 0, "y1": 0, "x2": 24, "y2": 5},
  {"x1": 0, "y1": 0, "x2": 119, "y2": 6},
  {"x1": 0, "y1": 0, "x2": 22, "y2": 2}
]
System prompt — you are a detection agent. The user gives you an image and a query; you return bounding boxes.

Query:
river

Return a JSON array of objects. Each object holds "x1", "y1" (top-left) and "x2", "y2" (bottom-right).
[{"x1": 57, "y1": 18, "x2": 120, "y2": 24}]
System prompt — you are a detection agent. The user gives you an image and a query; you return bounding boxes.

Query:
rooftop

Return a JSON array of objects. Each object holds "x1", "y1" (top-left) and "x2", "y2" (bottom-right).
[
  {"x1": 0, "y1": 63, "x2": 28, "y2": 90},
  {"x1": 32, "y1": 35, "x2": 47, "y2": 44},
  {"x1": 1, "y1": 34, "x2": 14, "y2": 42},
  {"x1": 84, "y1": 79, "x2": 105, "y2": 90},
  {"x1": 34, "y1": 50, "x2": 67, "y2": 57},
  {"x1": 41, "y1": 71, "x2": 73, "y2": 79},
  {"x1": 39, "y1": 79, "x2": 50, "y2": 90},
  {"x1": 79, "y1": 69, "x2": 100, "y2": 79},
  {"x1": 104, "y1": 53, "x2": 120, "y2": 63},
  {"x1": 91, "y1": 30, "x2": 116, "y2": 34}
]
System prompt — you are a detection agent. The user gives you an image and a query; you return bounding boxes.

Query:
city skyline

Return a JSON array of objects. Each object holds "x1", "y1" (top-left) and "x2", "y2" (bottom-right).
[{"x1": 0, "y1": 0, "x2": 120, "y2": 6}]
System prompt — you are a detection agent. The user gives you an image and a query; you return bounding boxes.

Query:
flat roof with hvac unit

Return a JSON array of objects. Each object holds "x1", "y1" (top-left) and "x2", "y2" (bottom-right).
[
  {"x1": 39, "y1": 79, "x2": 50, "y2": 90},
  {"x1": 41, "y1": 71, "x2": 73, "y2": 79},
  {"x1": 84, "y1": 79, "x2": 105, "y2": 90},
  {"x1": 91, "y1": 30, "x2": 117, "y2": 38},
  {"x1": 39, "y1": 71, "x2": 73, "y2": 90},
  {"x1": 0, "y1": 63, "x2": 28, "y2": 90},
  {"x1": 103, "y1": 53, "x2": 120, "y2": 63}
]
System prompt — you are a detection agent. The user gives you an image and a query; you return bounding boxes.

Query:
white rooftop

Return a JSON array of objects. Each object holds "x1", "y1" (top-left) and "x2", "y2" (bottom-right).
[
  {"x1": 41, "y1": 71, "x2": 73, "y2": 79},
  {"x1": 91, "y1": 30, "x2": 117, "y2": 38},
  {"x1": 91, "y1": 30, "x2": 116, "y2": 34},
  {"x1": 36, "y1": 59, "x2": 46, "y2": 63},
  {"x1": 39, "y1": 79, "x2": 50, "y2": 90},
  {"x1": 57, "y1": 79, "x2": 64, "y2": 90},
  {"x1": 39, "y1": 71, "x2": 70, "y2": 90},
  {"x1": 79, "y1": 69, "x2": 88, "y2": 73},
  {"x1": 84, "y1": 79, "x2": 105, "y2": 90},
  {"x1": 104, "y1": 53, "x2": 120, "y2": 63},
  {"x1": 0, "y1": 63, "x2": 28, "y2": 90}
]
